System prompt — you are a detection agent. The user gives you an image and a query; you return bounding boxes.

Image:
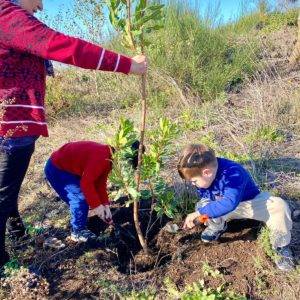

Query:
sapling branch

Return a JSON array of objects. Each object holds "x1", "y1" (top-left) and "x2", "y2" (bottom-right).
[{"x1": 106, "y1": 0, "x2": 166, "y2": 255}]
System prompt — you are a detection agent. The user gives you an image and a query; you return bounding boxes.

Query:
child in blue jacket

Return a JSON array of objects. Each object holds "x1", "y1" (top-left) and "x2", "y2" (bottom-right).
[{"x1": 178, "y1": 144, "x2": 295, "y2": 271}]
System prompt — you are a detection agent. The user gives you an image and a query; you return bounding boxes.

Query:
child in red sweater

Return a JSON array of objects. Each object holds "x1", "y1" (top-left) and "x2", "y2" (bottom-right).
[
  {"x1": 0, "y1": 0, "x2": 147, "y2": 268},
  {"x1": 44, "y1": 141, "x2": 140, "y2": 243}
]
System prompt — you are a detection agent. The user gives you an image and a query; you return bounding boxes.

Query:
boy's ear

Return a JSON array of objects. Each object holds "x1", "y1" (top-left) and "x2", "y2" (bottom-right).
[{"x1": 202, "y1": 168, "x2": 212, "y2": 177}]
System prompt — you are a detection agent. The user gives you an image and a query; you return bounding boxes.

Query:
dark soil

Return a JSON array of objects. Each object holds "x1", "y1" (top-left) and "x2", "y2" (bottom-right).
[{"x1": 7, "y1": 198, "x2": 300, "y2": 299}]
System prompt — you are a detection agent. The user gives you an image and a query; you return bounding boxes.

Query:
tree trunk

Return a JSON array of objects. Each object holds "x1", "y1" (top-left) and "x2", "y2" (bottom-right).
[
  {"x1": 134, "y1": 70, "x2": 148, "y2": 255},
  {"x1": 126, "y1": 0, "x2": 149, "y2": 255}
]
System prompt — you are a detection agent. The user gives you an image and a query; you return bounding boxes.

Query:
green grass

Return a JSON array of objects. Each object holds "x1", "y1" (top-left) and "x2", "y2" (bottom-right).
[
  {"x1": 93, "y1": 278, "x2": 247, "y2": 300},
  {"x1": 245, "y1": 126, "x2": 285, "y2": 145},
  {"x1": 164, "y1": 278, "x2": 246, "y2": 300},
  {"x1": 223, "y1": 9, "x2": 298, "y2": 36},
  {"x1": 146, "y1": 6, "x2": 259, "y2": 102},
  {"x1": 258, "y1": 227, "x2": 277, "y2": 261},
  {"x1": 45, "y1": 5, "x2": 298, "y2": 113}
]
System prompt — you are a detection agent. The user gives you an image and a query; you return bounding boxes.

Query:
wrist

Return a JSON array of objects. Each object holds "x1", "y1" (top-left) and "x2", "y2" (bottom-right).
[{"x1": 90, "y1": 204, "x2": 101, "y2": 210}]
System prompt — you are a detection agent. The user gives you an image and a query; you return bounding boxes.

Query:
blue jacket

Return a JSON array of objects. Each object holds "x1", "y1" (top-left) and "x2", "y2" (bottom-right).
[{"x1": 197, "y1": 158, "x2": 260, "y2": 218}]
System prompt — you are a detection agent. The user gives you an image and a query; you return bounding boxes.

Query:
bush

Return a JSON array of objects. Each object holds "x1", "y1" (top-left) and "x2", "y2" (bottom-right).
[{"x1": 147, "y1": 6, "x2": 258, "y2": 101}]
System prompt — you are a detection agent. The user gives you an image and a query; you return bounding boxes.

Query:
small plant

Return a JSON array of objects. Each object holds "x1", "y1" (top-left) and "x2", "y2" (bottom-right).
[
  {"x1": 258, "y1": 227, "x2": 278, "y2": 261},
  {"x1": 124, "y1": 289, "x2": 156, "y2": 300},
  {"x1": 106, "y1": 0, "x2": 165, "y2": 52},
  {"x1": 3, "y1": 259, "x2": 20, "y2": 277},
  {"x1": 25, "y1": 224, "x2": 45, "y2": 236},
  {"x1": 245, "y1": 126, "x2": 285, "y2": 145},
  {"x1": 106, "y1": 0, "x2": 165, "y2": 254},
  {"x1": 109, "y1": 117, "x2": 178, "y2": 245},
  {"x1": 108, "y1": 118, "x2": 139, "y2": 202},
  {"x1": 95, "y1": 279, "x2": 125, "y2": 298},
  {"x1": 254, "y1": 274, "x2": 268, "y2": 293},
  {"x1": 202, "y1": 262, "x2": 222, "y2": 279},
  {"x1": 180, "y1": 109, "x2": 206, "y2": 132},
  {"x1": 164, "y1": 278, "x2": 247, "y2": 300}
]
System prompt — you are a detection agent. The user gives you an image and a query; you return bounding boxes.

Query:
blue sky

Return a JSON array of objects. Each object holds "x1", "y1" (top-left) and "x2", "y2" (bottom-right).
[
  {"x1": 37, "y1": 0, "x2": 299, "y2": 37},
  {"x1": 39, "y1": 0, "x2": 298, "y2": 23},
  {"x1": 39, "y1": 0, "x2": 255, "y2": 24}
]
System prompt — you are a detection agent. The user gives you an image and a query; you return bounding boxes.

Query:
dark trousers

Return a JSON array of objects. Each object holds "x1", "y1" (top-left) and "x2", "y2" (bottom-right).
[{"x1": 0, "y1": 143, "x2": 35, "y2": 255}]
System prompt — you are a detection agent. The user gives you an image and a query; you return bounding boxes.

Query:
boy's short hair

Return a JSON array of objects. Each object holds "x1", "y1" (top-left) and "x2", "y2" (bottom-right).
[{"x1": 177, "y1": 144, "x2": 217, "y2": 180}]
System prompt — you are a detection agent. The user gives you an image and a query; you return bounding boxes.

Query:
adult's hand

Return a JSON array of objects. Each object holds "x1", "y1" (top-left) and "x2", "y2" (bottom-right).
[{"x1": 129, "y1": 55, "x2": 148, "y2": 75}]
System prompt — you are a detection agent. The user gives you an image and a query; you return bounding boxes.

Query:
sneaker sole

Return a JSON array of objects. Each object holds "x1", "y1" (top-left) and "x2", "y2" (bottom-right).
[
  {"x1": 201, "y1": 224, "x2": 228, "y2": 243},
  {"x1": 276, "y1": 263, "x2": 295, "y2": 272}
]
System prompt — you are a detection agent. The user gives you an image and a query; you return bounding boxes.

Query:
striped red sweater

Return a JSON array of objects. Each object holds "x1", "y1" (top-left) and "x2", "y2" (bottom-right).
[{"x1": 0, "y1": 0, "x2": 132, "y2": 137}]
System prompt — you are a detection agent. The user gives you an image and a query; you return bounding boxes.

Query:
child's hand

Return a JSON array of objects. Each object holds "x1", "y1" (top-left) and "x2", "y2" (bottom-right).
[
  {"x1": 183, "y1": 212, "x2": 201, "y2": 230},
  {"x1": 129, "y1": 55, "x2": 148, "y2": 75},
  {"x1": 183, "y1": 212, "x2": 209, "y2": 230},
  {"x1": 104, "y1": 205, "x2": 112, "y2": 221},
  {"x1": 88, "y1": 205, "x2": 112, "y2": 222}
]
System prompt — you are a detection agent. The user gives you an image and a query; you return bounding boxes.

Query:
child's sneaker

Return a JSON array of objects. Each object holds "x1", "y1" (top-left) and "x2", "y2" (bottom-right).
[
  {"x1": 274, "y1": 246, "x2": 295, "y2": 271},
  {"x1": 70, "y1": 229, "x2": 97, "y2": 243},
  {"x1": 201, "y1": 222, "x2": 227, "y2": 243}
]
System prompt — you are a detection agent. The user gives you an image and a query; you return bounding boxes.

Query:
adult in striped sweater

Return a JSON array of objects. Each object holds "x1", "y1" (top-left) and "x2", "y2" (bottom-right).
[
  {"x1": 44, "y1": 140, "x2": 141, "y2": 243},
  {"x1": 0, "y1": 0, "x2": 147, "y2": 269}
]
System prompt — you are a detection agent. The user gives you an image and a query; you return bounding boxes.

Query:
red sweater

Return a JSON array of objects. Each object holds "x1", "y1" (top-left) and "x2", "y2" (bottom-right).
[
  {"x1": 0, "y1": 0, "x2": 132, "y2": 138},
  {"x1": 51, "y1": 141, "x2": 112, "y2": 209}
]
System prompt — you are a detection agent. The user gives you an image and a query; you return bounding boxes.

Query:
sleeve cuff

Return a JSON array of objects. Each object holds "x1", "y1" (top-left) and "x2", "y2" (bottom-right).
[
  {"x1": 88, "y1": 200, "x2": 101, "y2": 209},
  {"x1": 117, "y1": 55, "x2": 132, "y2": 74}
]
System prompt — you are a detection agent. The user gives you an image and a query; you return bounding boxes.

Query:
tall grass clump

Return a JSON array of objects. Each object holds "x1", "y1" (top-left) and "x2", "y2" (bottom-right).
[
  {"x1": 147, "y1": 4, "x2": 259, "y2": 101},
  {"x1": 224, "y1": 8, "x2": 298, "y2": 35}
]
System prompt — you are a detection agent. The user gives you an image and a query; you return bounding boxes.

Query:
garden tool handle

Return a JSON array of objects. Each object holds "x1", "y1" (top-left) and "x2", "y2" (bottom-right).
[{"x1": 193, "y1": 214, "x2": 209, "y2": 226}]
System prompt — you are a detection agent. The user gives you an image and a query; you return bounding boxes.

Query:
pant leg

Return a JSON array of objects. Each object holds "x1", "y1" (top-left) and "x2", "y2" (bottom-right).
[
  {"x1": 64, "y1": 184, "x2": 89, "y2": 233},
  {"x1": 0, "y1": 143, "x2": 35, "y2": 256},
  {"x1": 44, "y1": 159, "x2": 89, "y2": 233},
  {"x1": 225, "y1": 192, "x2": 292, "y2": 248},
  {"x1": 0, "y1": 215, "x2": 6, "y2": 255}
]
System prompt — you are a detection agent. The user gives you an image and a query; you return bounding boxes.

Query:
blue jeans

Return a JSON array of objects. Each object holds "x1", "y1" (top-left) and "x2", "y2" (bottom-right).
[{"x1": 44, "y1": 159, "x2": 89, "y2": 233}]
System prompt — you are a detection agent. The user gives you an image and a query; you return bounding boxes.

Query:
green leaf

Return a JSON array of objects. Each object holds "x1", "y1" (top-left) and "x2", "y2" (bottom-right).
[
  {"x1": 147, "y1": 4, "x2": 164, "y2": 11},
  {"x1": 140, "y1": 189, "x2": 152, "y2": 199},
  {"x1": 136, "y1": 0, "x2": 147, "y2": 13},
  {"x1": 111, "y1": 189, "x2": 124, "y2": 201},
  {"x1": 127, "y1": 187, "x2": 140, "y2": 200}
]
